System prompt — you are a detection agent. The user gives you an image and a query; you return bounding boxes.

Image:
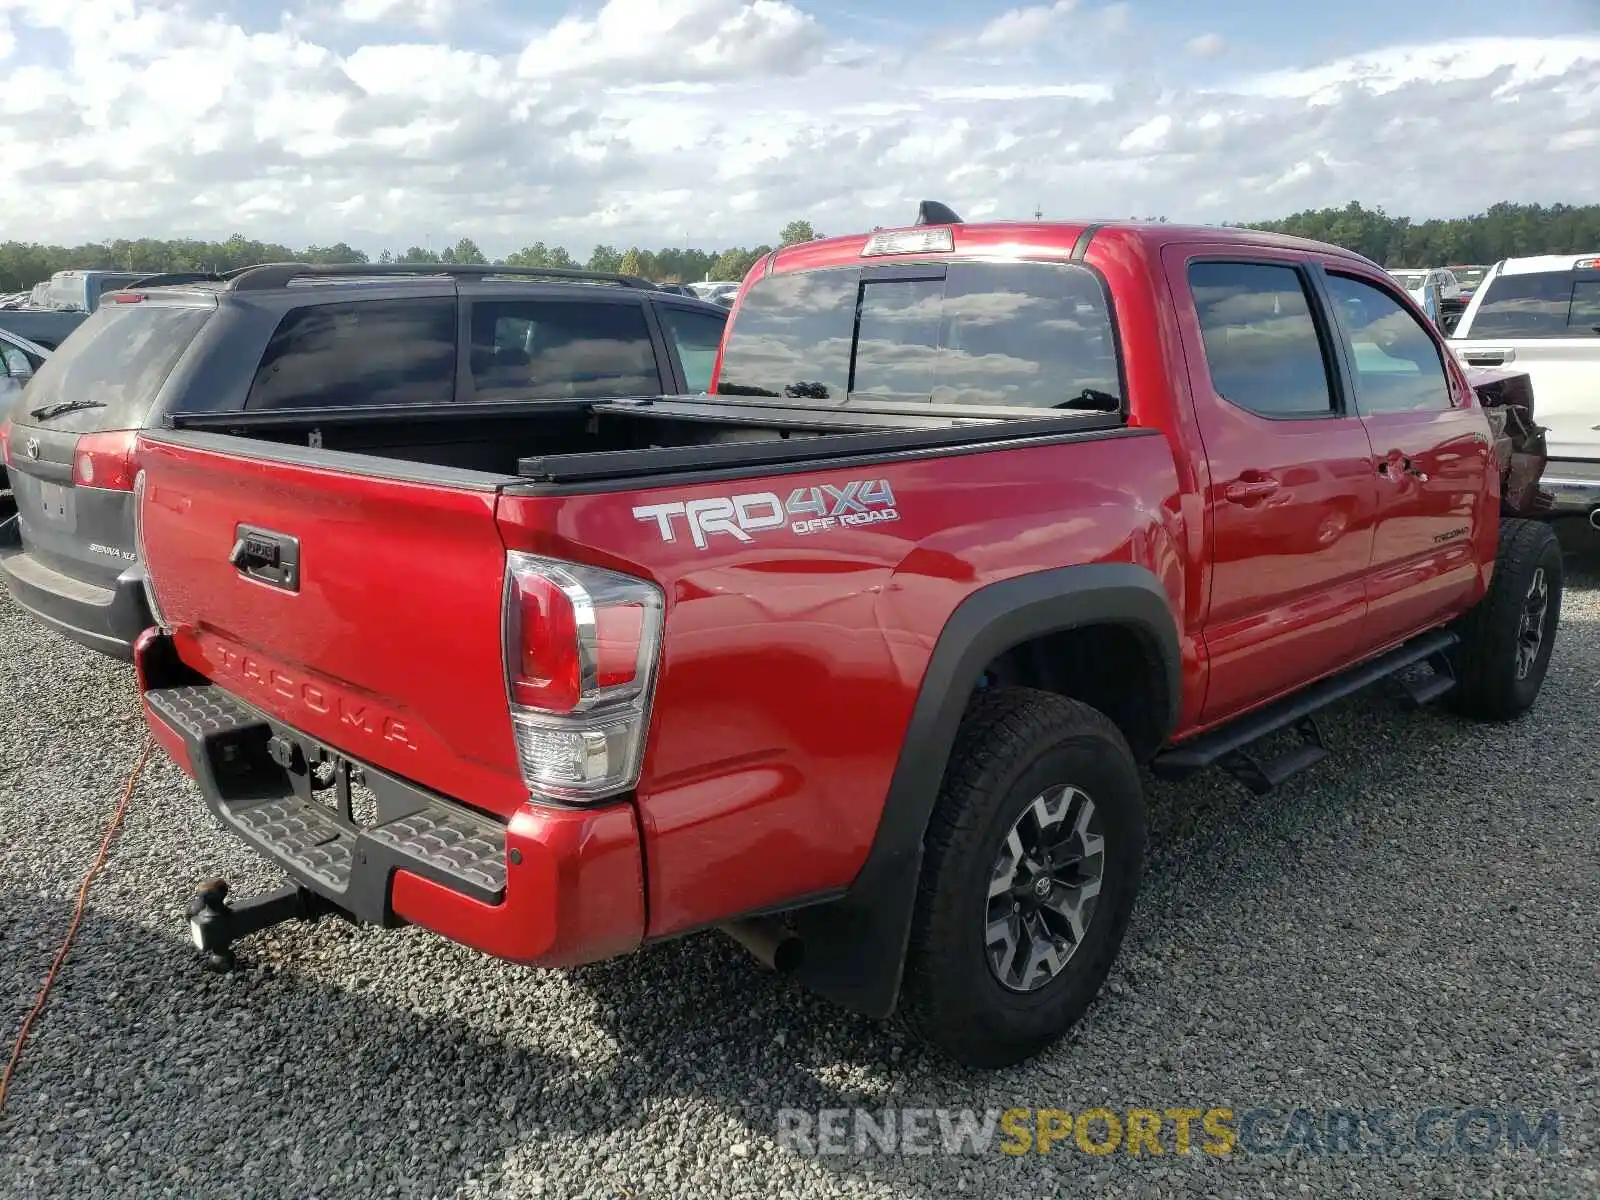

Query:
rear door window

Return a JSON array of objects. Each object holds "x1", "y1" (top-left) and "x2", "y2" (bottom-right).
[
  {"x1": 9, "y1": 301, "x2": 213, "y2": 432},
  {"x1": 468, "y1": 299, "x2": 661, "y2": 399},
  {"x1": 656, "y1": 305, "x2": 728, "y2": 393},
  {"x1": 714, "y1": 261, "x2": 1122, "y2": 409},
  {"x1": 1465, "y1": 270, "x2": 1600, "y2": 338},
  {"x1": 246, "y1": 297, "x2": 457, "y2": 411}
]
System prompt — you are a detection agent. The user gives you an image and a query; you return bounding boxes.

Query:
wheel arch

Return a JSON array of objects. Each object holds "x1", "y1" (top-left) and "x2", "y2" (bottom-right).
[{"x1": 788, "y1": 561, "x2": 1181, "y2": 1019}]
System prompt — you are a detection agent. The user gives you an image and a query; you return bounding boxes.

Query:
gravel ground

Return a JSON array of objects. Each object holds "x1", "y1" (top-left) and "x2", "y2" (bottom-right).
[{"x1": 2, "y1": 526, "x2": 1598, "y2": 1200}]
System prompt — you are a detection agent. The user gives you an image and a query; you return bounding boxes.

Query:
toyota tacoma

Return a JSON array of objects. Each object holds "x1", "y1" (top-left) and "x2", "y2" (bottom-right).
[{"x1": 130, "y1": 206, "x2": 1560, "y2": 1067}]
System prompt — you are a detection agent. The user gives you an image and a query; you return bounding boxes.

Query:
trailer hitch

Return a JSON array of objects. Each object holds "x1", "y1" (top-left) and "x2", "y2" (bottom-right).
[{"x1": 184, "y1": 878, "x2": 338, "y2": 972}]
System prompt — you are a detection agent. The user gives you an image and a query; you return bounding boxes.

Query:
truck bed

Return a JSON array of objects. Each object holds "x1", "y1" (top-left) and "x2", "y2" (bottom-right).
[{"x1": 168, "y1": 395, "x2": 1125, "y2": 486}]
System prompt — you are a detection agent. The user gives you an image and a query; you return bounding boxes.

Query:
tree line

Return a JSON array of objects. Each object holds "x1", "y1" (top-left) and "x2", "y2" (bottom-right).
[
  {"x1": 1239, "y1": 201, "x2": 1600, "y2": 269},
  {"x1": 2, "y1": 206, "x2": 1596, "y2": 295}
]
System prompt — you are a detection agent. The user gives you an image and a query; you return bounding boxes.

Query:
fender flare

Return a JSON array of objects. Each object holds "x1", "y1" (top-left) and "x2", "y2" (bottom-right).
[{"x1": 788, "y1": 561, "x2": 1181, "y2": 1018}]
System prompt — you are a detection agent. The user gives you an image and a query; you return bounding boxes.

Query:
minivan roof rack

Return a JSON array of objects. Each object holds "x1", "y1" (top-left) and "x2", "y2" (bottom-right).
[
  {"x1": 127, "y1": 271, "x2": 231, "y2": 289},
  {"x1": 224, "y1": 262, "x2": 661, "y2": 292}
]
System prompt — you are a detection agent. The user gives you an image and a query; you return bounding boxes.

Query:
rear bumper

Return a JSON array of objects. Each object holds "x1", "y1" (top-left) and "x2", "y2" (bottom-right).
[
  {"x1": 0, "y1": 542, "x2": 151, "y2": 661},
  {"x1": 134, "y1": 631, "x2": 645, "y2": 968}
]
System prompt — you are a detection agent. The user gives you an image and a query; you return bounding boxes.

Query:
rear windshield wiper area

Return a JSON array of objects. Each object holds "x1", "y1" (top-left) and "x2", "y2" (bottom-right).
[{"x1": 29, "y1": 399, "x2": 107, "y2": 421}]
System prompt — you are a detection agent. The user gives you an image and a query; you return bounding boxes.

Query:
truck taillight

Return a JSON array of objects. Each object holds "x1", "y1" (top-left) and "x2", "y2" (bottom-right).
[
  {"x1": 502, "y1": 552, "x2": 664, "y2": 802},
  {"x1": 73, "y1": 430, "x2": 139, "y2": 491}
]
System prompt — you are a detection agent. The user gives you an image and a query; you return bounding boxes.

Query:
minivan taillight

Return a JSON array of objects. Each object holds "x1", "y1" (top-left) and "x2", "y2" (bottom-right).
[
  {"x1": 502, "y1": 552, "x2": 664, "y2": 802},
  {"x1": 73, "y1": 430, "x2": 139, "y2": 491},
  {"x1": 0, "y1": 417, "x2": 12, "y2": 466}
]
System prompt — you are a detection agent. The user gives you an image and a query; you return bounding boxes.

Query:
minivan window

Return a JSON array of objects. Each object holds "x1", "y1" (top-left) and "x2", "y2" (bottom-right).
[
  {"x1": 715, "y1": 261, "x2": 1122, "y2": 408},
  {"x1": 1465, "y1": 270, "x2": 1600, "y2": 338},
  {"x1": 468, "y1": 300, "x2": 661, "y2": 399},
  {"x1": 9, "y1": 301, "x2": 213, "y2": 432},
  {"x1": 657, "y1": 305, "x2": 727, "y2": 393},
  {"x1": 247, "y1": 297, "x2": 457, "y2": 410}
]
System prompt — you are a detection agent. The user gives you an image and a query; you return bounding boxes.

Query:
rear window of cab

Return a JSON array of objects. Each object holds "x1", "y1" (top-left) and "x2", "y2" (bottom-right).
[
  {"x1": 1463, "y1": 267, "x2": 1600, "y2": 339},
  {"x1": 714, "y1": 260, "x2": 1123, "y2": 412}
]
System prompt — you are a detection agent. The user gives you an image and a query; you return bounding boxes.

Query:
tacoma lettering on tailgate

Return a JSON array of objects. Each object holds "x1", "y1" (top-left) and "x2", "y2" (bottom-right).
[
  {"x1": 208, "y1": 644, "x2": 418, "y2": 750},
  {"x1": 632, "y1": 479, "x2": 899, "y2": 548}
]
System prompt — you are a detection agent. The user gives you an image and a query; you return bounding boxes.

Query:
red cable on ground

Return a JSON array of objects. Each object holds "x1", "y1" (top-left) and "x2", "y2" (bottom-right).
[{"x1": 0, "y1": 737, "x2": 155, "y2": 1115}]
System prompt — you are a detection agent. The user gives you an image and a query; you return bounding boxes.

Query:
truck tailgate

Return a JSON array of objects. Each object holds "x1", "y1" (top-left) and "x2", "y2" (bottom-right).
[{"x1": 136, "y1": 434, "x2": 529, "y2": 817}]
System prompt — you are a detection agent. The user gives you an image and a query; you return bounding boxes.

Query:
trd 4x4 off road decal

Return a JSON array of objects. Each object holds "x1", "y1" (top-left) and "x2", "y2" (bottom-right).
[{"x1": 632, "y1": 479, "x2": 899, "y2": 549}]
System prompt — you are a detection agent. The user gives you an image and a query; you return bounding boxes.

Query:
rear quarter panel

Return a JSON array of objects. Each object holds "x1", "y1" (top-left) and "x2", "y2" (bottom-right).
[{"x1": 496, "y1": 429, "x2": 1186, "y2": 937}]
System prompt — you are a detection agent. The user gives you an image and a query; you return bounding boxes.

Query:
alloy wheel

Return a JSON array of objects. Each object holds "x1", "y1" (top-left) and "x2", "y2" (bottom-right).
[{"x1": 984, "y1": 785, "x2": 1106, "y2": 992}]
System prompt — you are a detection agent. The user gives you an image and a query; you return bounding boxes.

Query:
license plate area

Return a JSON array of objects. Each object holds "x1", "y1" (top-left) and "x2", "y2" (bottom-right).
[
  {"x1": 22, "y1": 476, "x2": 77, "y2": 531},
  {"x1": 268, "y1": 734, "x2": 386, "y2": 830}
]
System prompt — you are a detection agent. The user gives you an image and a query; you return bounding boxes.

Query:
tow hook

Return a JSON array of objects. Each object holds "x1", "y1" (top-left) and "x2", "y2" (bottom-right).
[{"x1": 184, "y1": 878, "x2": 336, "y2": 972}]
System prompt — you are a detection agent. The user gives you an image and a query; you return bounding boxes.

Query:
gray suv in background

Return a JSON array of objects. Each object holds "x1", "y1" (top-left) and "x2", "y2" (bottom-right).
[{"x1": 0, "y1": 262, "x2": 730, "y2": 659}]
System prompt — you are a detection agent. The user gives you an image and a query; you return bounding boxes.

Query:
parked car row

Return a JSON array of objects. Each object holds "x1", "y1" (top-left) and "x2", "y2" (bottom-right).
[{"x1": 0, "y1": 268, "x2": 155, "y2": 349}]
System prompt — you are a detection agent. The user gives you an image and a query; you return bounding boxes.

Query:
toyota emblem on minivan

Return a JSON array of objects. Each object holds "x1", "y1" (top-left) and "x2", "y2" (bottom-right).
[{"x1": 24, "y1": 437, "x2": 40, "y2": 459}]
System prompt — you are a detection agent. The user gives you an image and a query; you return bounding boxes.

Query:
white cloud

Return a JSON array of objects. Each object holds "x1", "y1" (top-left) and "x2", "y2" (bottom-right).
[
  {"x1": 516, "y1": 0, "x2": 824, "y2": 82},
  {"x1": 0, "y1": 1, "x2": 1594, "y2": 256},
  {"x1": 338, "y1": 0, "x2": 459, "y2": 33},
  {"x1": 1186, "y1": 32, "x2": 1224, "y2": 58},
  {"x1": 970, "y1": 1, "x2": 1075, "y2": 50}
]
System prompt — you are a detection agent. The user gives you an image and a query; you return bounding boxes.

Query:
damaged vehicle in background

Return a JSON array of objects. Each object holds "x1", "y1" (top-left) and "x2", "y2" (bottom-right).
[{"x1": 1448, "y1": 253, "x2": 1600, "y2": 527}]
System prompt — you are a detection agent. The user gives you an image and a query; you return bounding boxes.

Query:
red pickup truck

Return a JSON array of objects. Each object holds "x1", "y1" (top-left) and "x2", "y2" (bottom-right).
[{"x1": 131, "y1": 209, "x2": 1560, "y2": 1068}]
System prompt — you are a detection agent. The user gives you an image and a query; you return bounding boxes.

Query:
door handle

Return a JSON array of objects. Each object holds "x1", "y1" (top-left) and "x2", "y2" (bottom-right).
[
  {"x1": 230, "y1": 523, "x2": 300, "y2": 591},
  {"x1": 1377, "y1": 457, "x2": 1429, "y2": 483},
  {"x1": 1223, "y1": 477, "x2": 1280, "y2": 504}
]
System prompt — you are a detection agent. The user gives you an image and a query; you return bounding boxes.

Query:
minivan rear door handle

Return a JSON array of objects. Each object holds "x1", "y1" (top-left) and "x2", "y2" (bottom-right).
[{"x1": 230, "y1": 524, "x2": 300, "y2": 591}]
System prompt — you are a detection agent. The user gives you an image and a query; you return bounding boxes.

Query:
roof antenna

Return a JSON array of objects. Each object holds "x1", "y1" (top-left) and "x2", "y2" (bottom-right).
[
  {"x1": 1034, "y1": 204, "x2": 1043, "y2": 221},
  {"x1": 915, "y1": 200, "x2": 963, "y2": 226}
]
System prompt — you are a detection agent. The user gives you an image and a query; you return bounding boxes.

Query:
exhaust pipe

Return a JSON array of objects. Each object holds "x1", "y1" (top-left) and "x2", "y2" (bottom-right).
[
  {"x1": 718, "y1": 916, "x2": 804, "y2": 974},
  {"x1": 1588, "y1": 508, "x2": 1600, "y2": 532}
]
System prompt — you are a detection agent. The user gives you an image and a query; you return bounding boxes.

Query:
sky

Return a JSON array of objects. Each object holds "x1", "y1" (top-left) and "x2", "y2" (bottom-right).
[{"x1": 0, "y1": 0, "x2": 1596, "y2": 258}]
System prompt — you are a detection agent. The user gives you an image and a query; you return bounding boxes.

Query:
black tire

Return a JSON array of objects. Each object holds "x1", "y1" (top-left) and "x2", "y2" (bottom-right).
[
  {"x1": 899, "y1": 687, "x2": 1146, "y2": 1069},
  {"x1": 1446, "y1": 517, "x2": 1563, "y2": 721}
]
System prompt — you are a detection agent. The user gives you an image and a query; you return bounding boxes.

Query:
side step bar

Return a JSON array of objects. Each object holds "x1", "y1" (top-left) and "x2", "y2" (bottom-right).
[{"x1": 1152, "y1": 629, "x2": 1460, "y2": 794}]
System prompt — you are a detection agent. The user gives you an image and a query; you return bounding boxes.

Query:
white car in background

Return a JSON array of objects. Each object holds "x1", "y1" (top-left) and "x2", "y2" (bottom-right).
[
  {"x1": 688, "y1": 281, "x2": 740, "y2": 306},
  {"x1": 1388, "y1": 267, "x2": 1469, "y2": 332},
  {"x1": 1449, "y1": 253, "x2": 1600, "y2": 521},
  {"x1": 1388, "y1": 266, "x2": 1465, "y2": 305}
]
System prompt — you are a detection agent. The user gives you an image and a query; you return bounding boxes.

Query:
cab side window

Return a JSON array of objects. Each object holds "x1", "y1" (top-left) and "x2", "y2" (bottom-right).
[
  {"x1": 1324, "y1": 273, "x2": 1453, "y2": 414},
  {"x1": 1188, "y1": 262, "x2": 1337, "y2": 417}
]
